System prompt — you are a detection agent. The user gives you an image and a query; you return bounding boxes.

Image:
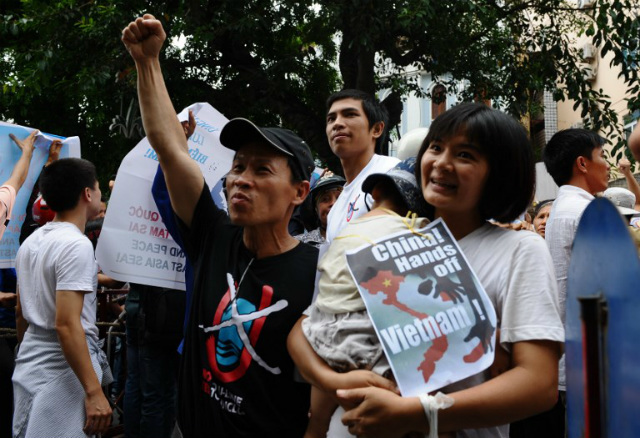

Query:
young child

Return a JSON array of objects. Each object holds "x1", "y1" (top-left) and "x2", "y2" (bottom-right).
[{"x1": 294, "y1": 157, "x2": 431, "y2": 438}]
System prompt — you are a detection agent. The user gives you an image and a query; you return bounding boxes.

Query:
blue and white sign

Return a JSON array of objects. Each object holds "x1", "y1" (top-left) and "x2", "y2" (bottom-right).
[
  {"x1": 96, "y1": 103, "x2": 233, "y2": 289},
  {"x1": 0, "y1": 122, "x2": 80, "y2": 268}
]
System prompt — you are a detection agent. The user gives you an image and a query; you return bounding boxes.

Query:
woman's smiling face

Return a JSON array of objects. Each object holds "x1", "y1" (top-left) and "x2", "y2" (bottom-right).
[{"x1": 420, "y1": 132, "x2": 489, "y2": 222}]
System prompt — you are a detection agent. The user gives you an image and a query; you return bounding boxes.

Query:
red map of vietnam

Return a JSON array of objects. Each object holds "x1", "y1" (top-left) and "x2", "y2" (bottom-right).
[
  {"x1": 361, "y1": 269, "x2": 486, "y2": 384},
  {"x1": 361, "y1": 270, "x2": 448, "y2": 383}
]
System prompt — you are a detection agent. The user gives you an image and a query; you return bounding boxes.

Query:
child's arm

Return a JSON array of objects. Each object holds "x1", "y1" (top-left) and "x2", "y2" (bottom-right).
[
  {"x1": 304, "y1": 386, "x2": 338, "y2": 438},
  {"x1": 287, "y1": 316, "x2": 397, "y2": 397}
]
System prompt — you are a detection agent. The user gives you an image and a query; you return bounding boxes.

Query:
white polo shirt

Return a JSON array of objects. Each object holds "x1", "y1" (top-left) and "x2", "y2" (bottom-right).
[
  {"x1": 325, "y1": 154, "x2": 399, "y2": 243},
  {"x1": 545, "y1": 184, "x2": 594, "y2": 390}
]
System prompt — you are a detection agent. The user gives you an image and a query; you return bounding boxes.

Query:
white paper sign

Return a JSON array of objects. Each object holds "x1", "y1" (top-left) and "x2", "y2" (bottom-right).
[
  {"x1": 96, "y1": 103, "x2": 233, "y2": 289},
  {"x1": 346, "y1": 219, "x2": 497, "y2": 397}
]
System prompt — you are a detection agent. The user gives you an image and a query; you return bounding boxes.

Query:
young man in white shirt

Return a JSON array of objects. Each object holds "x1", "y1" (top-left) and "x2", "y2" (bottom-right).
[
  {"x1": 541, "y1": 128, "x2": 610, "y2": 437},
  {"x1": 324, "y1": 90, "x2": 400, "y2": 242},
  {"x1": 13, "y1": 158, "x2": 112, "y2": 437},
  {"x1": 287, "y1": 91, "x2": 401, "y2": 435}
]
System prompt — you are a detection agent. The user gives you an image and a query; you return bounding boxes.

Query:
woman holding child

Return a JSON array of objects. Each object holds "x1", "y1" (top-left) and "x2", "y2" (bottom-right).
[{"x1": 290, "y1": 103, "x2": 563, "y2": 438}]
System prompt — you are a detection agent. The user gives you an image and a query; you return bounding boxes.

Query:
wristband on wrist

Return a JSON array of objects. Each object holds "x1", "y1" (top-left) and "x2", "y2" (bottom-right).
[{"x1": 418, "y1": 392, "x2": 455, "y2": 437}]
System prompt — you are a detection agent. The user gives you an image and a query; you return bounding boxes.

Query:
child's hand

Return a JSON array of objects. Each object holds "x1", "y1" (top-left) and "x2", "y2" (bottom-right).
[{"x1": 336, "y1": 369, "x2": 399, "y2": 394}]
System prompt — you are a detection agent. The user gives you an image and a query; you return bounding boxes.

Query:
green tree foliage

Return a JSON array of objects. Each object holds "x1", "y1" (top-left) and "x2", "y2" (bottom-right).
[{"x1": 1, "y1": 0, "x2": 638, "y2": 183}]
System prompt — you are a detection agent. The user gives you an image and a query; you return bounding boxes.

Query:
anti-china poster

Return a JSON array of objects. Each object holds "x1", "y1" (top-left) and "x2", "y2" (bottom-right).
[{"x1": 345, "y1": 219, "x2": 497, "y2": 397}]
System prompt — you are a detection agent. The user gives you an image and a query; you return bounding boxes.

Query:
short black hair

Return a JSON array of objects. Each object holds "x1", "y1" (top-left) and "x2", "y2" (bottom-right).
[
  {"x1": 326, "y1": 89, "x2": 389, "y2": 152},
  {"x1": 415, "y1": 103, "x2": 535, "y2": 223},
  {"x1": 543, "y1": 128, "x2": 605, "y2": 187},
  {"x1": 40, "y1": 158, "x2": 98, "y2": 212},
  {"x1": 371, "y1": 180, "x2": 409, "y2": 216}
]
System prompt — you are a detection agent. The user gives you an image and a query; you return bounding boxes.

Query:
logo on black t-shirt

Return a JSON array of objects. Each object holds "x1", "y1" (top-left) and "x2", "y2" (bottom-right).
[{"x1": 200, "y1": 281, "x2": 289, "y2": 384}]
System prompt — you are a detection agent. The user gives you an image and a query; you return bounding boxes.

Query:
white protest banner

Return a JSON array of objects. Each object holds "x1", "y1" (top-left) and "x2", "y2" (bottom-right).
[
  {"x1": 96, "y1": 103, "x2": 232, "y2": 289},
  {"x1": 345, "y1": 219, "x2": 497, "y2": 397},
  {"x1": 0, "y1": 122, "x2": 80, "y2": 268}
]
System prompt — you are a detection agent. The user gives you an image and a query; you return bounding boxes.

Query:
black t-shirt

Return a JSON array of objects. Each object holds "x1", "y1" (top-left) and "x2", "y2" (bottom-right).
[{"x1": 177, "y1": 184, "x2": 318, "y2": 438}]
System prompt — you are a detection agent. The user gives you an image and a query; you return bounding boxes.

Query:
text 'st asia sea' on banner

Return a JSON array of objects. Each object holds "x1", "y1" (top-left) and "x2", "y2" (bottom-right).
[{"x1": 345, "y1": 219, "x2": 497, "y2": 397}]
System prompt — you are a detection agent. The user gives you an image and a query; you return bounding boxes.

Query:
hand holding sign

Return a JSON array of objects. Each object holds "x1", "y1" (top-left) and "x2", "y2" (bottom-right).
[
  {"x1": 182, "y1": 110, "x2": 196, "y2": 139},
  {"x1": 46, "y1": 139, "x2": 63, "y2": 166},
  {"x1": 9, "y1": 130, "x2": 37, "y2": 156},
  {"x1": 6, "y1": 130, "x2": 37, "y2": 192}
]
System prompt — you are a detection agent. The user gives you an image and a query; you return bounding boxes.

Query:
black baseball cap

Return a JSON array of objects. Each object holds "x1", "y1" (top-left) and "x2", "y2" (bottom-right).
[
  {"x1": 220, "y1": 118, "x2": 315, "y2": 181},
  {"x1": 362, "y1": 157, "x2": 430, "y2": 217},
  {"x1": 311, "y1": 174, "x2": 346, "y2": 205}
]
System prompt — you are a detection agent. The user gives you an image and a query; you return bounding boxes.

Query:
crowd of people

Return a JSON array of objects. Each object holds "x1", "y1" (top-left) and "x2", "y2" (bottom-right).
[{"x1": 0, "y1": 11, "x2": 639, "y2": 438}]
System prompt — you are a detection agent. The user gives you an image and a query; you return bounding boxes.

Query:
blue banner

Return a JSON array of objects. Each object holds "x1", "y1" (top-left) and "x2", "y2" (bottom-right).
[{"x1": 0, "y1": 122, "x2": 80, "y2": 267}]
